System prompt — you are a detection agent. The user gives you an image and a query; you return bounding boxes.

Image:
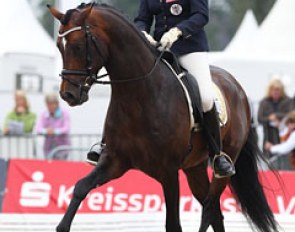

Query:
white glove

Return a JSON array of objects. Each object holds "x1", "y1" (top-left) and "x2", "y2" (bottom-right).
[
  {"x1": 142, "y1": 31, "x2": 158, "y2": 46},
  {"x1": 160, "y1": 27, "x2": 182, "y2": 49}
]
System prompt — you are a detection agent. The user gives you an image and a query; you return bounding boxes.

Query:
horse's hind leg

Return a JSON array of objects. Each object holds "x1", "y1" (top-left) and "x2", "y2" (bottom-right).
[
  {"x1": 202, "y1": 177, "x2": 228, "y2": 232},
  {"x1": 56, "y1": 154, "x2": 127, "y2": 232},
  {"x1": 183, "y1": 161, "x2": 213, "y2": 232},
  {"x1": 160, "y1": 170, "x2": 182, "y2": 232}
]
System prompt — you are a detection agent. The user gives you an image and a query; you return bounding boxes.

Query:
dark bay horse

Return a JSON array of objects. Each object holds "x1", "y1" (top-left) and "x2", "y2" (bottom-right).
[{"x1": 48, "y1": 3, "x2": 278, "y2": 232}]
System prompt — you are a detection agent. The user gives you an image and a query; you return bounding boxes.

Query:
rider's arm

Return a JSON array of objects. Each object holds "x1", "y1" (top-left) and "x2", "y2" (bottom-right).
[
  {"x1": 176, "y1": 0, "x2": 209, "y2": 39},
  {"x1": 134, "y1": 0, "x2": 153, "y2": 33}
]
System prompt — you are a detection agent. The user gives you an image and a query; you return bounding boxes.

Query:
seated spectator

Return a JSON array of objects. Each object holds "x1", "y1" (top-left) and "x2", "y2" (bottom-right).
[
  {"x1": 36, "y1": 93, "x2": 71, "y2": 160},
  {"x1": 3, "y1": 90, "x2": 36, "y2": 135},
  {"x1": 258, "y1": 79, "x2": 294, "y2": 155},
  {"x1": 265, "y1": 110, "x2": 295, "y2": 167}
]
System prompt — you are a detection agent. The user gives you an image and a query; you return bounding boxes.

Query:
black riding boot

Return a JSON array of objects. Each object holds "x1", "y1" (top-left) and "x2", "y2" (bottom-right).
[{"x1": 203, "y1": 105, "x2": 235, "y2": 178}]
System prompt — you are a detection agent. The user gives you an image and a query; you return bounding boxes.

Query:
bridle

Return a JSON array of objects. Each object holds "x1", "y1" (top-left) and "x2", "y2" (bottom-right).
[
  {"x1": 58, "y1": 25, "x2": 164, "y2": 95},
  {"x1": 58, "y1": 25, "x2": 108, "y2": 96}
]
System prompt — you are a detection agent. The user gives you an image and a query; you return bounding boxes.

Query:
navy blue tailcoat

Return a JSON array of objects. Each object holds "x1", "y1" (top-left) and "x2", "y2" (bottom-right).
[{"x1": 134, "y1": 0, "x2": 209, "y2": 55}]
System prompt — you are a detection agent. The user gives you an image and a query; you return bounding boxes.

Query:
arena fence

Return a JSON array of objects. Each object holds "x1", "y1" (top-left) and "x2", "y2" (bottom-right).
[
  {"x1": 0, "y1": 134, "x2": 101, "y2": 161},
  {"x1": 0, "y1": 133, "x2": 292, "y2": 170}
]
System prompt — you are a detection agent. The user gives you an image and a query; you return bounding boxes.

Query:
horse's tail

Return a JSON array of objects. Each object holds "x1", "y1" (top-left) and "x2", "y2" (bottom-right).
[{"x1": 229, "y1": 127, "x2": 278, "y2": 232}]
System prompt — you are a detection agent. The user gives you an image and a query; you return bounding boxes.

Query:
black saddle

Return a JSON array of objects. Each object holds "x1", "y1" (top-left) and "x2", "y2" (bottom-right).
[{"x1": 161, "y1": 50, "x2": 203, "y2": 124}]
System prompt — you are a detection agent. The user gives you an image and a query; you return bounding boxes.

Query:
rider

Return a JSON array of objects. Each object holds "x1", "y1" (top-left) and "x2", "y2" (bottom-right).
[{"x1": 134, "y1": 0, "x2": 235, "y2": 178}]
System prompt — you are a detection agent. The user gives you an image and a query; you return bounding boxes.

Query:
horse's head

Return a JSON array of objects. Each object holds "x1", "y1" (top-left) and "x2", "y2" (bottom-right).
[{"x1": 48, "y1": 3, "x2": 109, "y2": 106}]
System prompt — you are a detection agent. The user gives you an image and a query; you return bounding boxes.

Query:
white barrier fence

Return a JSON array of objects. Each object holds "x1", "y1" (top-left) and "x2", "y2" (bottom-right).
[{"x1": 0, "y1": 213, "x2": 294, "y2": 232}]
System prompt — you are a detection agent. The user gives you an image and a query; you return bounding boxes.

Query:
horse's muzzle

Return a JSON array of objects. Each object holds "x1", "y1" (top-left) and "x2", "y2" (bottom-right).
[{"x1": 60, "y1": 90, "x2": 89, "y2": 106}]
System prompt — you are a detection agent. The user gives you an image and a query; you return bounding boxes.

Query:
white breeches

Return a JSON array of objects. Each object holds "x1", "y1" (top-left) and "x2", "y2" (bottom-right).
[{"x1": 179, "y1": 52, "x2": 215, "y2": 112}]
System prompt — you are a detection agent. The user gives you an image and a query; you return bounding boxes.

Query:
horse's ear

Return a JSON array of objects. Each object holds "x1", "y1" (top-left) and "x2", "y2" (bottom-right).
[
  {"x1": 47, "y1": 4, "x2": 64, "y2": 21},
  {"x1": 77, "y1": 3, "x2": 94, "y2": 23}
]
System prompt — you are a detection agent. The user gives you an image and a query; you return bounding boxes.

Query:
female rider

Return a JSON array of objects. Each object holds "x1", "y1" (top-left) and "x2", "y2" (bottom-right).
[{"x1": 134, "y1": 0, "x2": 235, "y2": 178}]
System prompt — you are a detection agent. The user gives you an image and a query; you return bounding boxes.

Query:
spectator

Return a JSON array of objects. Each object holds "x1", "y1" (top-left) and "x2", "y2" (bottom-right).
[
  {"x1": 3, "y1": 90, "x2": 36, "y2": 135},
  {"x1": 258, "y1": 79, "x2": 294, "y2": 155},
  {"x1": 265, "y1": 110, "x2": 295, "y2": 168},
  {"x1": 36, "y1": 93, "x2": 70, "y2": 159}
]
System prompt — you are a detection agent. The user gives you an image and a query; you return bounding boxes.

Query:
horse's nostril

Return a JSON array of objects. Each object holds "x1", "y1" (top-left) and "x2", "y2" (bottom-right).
[
  {"x1": 60, "y1": 91, "x2": 75, "y2": 100},
  {"x1": 66, "y1": 92, "x2": 75, "y2": 99}
]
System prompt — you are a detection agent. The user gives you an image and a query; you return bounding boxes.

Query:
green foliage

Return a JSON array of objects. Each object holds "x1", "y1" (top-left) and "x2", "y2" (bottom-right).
[
  {"x1": 207, "y1": 0, "x2": 275, "y2": 50},
  {"x1": 108, "y1": 0, "x2": 139, "y2": 19},
  {"x1": 250, "y1": 0, "x2": 276, "y2": 23},
  {"x1": 40, "y1": 0, "x2": 55, "y2": 37}
]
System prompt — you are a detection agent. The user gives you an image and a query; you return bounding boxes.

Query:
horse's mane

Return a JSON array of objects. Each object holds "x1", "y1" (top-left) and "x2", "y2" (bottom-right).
[{"x1": 62, "y1": 2, "x2": 157, "y2": 56}]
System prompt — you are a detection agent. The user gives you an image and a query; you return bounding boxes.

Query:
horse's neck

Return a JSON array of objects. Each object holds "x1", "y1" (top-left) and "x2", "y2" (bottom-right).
[
  {"x1": 106, "y1": 42, "x2": 155, "y2": 81},
  {"x1": 96, "y1": 12, "x2": 156, "y2": 82}
]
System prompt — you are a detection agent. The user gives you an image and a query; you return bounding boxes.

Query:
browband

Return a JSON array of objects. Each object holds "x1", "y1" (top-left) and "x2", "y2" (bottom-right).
[{"x1": 58, "y1": 26, "x2": 82, "y2": 37}]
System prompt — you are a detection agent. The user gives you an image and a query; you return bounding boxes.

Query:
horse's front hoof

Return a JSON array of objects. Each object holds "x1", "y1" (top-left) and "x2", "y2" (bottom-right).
[{"x1": 56, "y1": 224, "x2": 70, "y2": 232}]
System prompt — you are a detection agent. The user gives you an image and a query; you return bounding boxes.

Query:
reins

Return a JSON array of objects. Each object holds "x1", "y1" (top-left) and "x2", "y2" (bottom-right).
[{"x1": 93, "y1": 51, "x2": 164, "y2": 85}]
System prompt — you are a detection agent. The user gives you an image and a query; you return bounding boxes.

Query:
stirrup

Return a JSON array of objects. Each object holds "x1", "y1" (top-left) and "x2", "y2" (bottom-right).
[
  {"x1": 212, "y1": 152, "x2": 235, "y2": 179},
  {"x1": 86, "y1": 143, "x2": 105, "y2": 166},
  {"x1": 86, "y1": 151, "x2": 100, "y2": 166}
]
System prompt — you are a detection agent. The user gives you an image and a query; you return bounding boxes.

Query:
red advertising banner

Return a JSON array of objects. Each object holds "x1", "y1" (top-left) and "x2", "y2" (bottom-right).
[{"x1": 2, "y1": 159, "x2": 295, "y2": 214}]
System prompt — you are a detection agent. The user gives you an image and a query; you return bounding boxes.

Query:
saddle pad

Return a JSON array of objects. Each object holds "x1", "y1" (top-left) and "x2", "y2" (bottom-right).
[
  {"x1": 191, "y1": 83, "x2": 228, "y2": 131},
  {"x1": 162, "y1": 59, "x2": 228, "y2": 130},
  {"x1": 213, "y1": 83, "x2": 228, "y2": 127}
]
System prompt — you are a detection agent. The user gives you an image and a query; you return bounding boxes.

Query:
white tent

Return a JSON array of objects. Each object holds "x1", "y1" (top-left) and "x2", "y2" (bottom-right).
[
  {"x1": 225, "y1": 10, "x2": 259, "y2": 53},
  {"x1": 210, "y1": 0, "x2": 295, "y2": 103},
  {"x1": 248, "y1": 0, "x2": 295, "y2": 58},
  {"x1": 0, "y1": 0, "x2": 58, "y2": 92},
  {"x1": 225, "y1": 0, "x2": 295, "y2": 59}
]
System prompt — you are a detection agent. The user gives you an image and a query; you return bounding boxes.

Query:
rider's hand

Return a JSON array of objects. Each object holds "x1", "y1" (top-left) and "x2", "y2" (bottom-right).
[
  {"x1": 142, "y1": 31, "x2": 158, "y2": 46},
  {"x1": 160, "y1": 27, "x2": 182, "y2": 49}
]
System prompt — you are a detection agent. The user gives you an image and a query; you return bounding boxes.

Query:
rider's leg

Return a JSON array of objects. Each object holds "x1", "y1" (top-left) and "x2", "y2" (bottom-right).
[{"x1": 179, "y1": 52, "x2": 235, "y2": 178}]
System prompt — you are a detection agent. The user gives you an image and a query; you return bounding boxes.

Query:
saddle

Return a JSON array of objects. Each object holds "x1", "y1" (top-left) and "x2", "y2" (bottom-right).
[
  {"x1": 161, "y1": 50, "x2": 203, "y2": 126},
  {"x1": 161, "y1": 50, "x2": 227, "y2": 130}
]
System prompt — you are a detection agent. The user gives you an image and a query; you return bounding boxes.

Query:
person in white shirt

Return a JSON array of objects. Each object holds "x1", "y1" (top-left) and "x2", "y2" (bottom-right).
[{"x1": 264, "y1": 110, "x2": 295, "y2": 155}]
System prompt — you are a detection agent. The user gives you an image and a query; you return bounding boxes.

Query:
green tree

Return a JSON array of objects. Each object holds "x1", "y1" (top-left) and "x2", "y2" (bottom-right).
[
  {"x1": 41, "y1": 0, "x2": 55, "y2": 37},
  {"x1": 28, "y1": 0, "x2": 56, "y2": 37},
  {"x1": 208, "y1": 0, "x2": 275, "y2": 50},
  {"x1": 250, "y1": 0, "x2": 276, "y2": 23},
  {"x1": 109, "y1": 0, "x2": 139, "y2": 19}
]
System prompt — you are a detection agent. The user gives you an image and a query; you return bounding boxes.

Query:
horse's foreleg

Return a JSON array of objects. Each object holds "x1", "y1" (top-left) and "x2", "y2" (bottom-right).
[
  {"x1": 161, "y1": 171, "x2": 182, "y2": 232},
  {"x1": 56, "y1": 155, "x2": 127, "y2": 232}
]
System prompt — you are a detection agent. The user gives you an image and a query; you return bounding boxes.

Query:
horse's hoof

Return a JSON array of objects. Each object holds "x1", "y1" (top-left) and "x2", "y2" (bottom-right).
[{"x1": 56, "y1": 225, "x2": 70, "y2": 232}]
